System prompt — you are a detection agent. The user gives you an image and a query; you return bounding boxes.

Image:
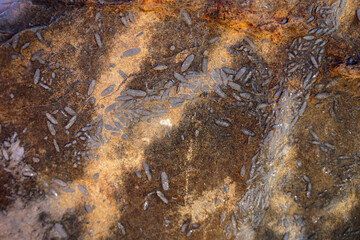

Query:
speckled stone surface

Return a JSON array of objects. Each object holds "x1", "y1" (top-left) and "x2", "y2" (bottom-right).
[{"x1": 0, "y1": 0, "x2": 360, "y2": 239}]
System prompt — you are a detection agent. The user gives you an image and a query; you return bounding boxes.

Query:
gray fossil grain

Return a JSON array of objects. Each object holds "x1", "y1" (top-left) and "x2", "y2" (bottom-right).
[
  {"x1": 299, "y1": 101, "x2": 307, "y2": 116},
  {"x1": 78, "y1": 184, "x2": 89, "y2": 195},
  {"x1": 88, "y1": 80, "x2": 96, "y2": 96},
  {"x1": 121, "y1": 16, "x2": 129, "y2": 27},
  {"x1": 127, "y1": 89, "x2": 147, "y2": 97},
  {"x1": 50, "y1": 187, "x2": 58, "y2": 197},
  {"x1": 36, "y1": 32, "x2": 46, "y2": 45},
  {"x1": 202, "y1": 57, "x2": 208, "y2": 73},
  {"x1": 52, "y1": 178, "x2": 67, "y2": 187},
  {"x1": 309, "y1": 129, "x2": 319, "y2": 140},
  {"x1": 242, "y1": 70, "x2": 253, "y2": 84},
  {"x1": 134, "y1": 169, "x2": 142, "y2": 178},
  {"x1": 94, "y1": 33, "x2": 103, "y2": 48},
  {"x1": 123, "y1": 48, "x2": 141, "y2": 57},
  {"x1": 64, "y1": 107, "x2": 76, "y2": 116},
  {"x1": 85, "y1": 203, "x2": 92, "y2": 213},
  {"x1": 212, "y1": 69, "x2": 223, "y2": 85},
  {"x1": 215, "y1": 119, "x2": 230, "y2": 127},
  {"x1": 46, "y1": 113, "x2": 58, "y2": 125},
  {"x1": 34, "y1": 69, "x2": 40, "y2": 84},
  {"x1": 174, "y1": 72, "x2": 188, "y2": 83},
  {"x1": 181, "y1": 54, "x2": 194, "y2": 72},
  {"x1": 128, "y1": 11, "x2": 135, "y2": 23},
  {"x1": 143, "y1": 162, "x2": 152, "y2": 180},
  {"x1": 223, "y1": 67, "x2": 236, "y2": 75},
  {"x1": 181, "y1": 218, "x2": 191, "y2": 233},
  {"x1": 314, "y1": 92, "x2": 330, "y2": 99},
  {"x1": 228, "y1": 82, "x2": 242, "y2": 91},
  {"x1": 209, "y1": 36, "x2": 221, "y2": 44},
  {"x1": 212, "y1": 84, "x2": 227, "y2": 98},
  {"x1": 235, "y1": 67, "x2": 246, "y2": 81},
  {"x1": 47, "y1": 121, "x2": 56, "y2": 136},
  {"x1": 241, "y1": 128, "x2": 256, "y2": 137},
  {"x1": 117, "y1": 222, "x2": 126, "y2": 235},
  {"x1": 53, "y1": 139, "x2": 60, "y2": 152},
  {"x1": 23, "y1": 171, "x2": 37, "y2": 177},
  {"x1": 105, "y1": 103, "x2": 118, "y2": 113},
  {"x1": 169, "y1": 97, "x2": 184, "y2": 105},
  {"x1": 161, "y1": 171, "x2": 169, "y2": 191},
  {"x1": 144, "y1": 200, "x2": 149, "y2": 210},
  {"x1": 241, "y1": 165, "x2": 246, "y2": 177},
  {"x1": 101, "y1": 84, "x2": 116, "y2": 96},
  {"x1": 156, "y1": 190, "x2": 169, "y2": 204},
  {"x1": 65, "y1": 116, "x2": 77, "y2": 130},
  {"x1": 153, "y1": 65, "x2": 168, "y2": 71},
  {"x1": 21, "y1": 42, "x2": 30, "y2": 50},
  {"x1": 243, "y1": 36, "x2": 256, "y2": 49},
  {"x1": 181, "y1": 9, "x2": 192, "y2": 25},
  {"x1": 55, "y1": 223, "x2": 68, "y2": 238}
]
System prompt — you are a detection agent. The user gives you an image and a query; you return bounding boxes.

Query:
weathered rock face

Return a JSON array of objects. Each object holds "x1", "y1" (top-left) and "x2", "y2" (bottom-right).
[{"x1": 0, "y1": 0, "x2": 360, "y2": 239}]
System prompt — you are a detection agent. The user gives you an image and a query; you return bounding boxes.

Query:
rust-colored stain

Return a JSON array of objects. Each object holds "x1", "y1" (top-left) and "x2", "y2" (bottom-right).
[{"x1": 0, "y1": 0, "x2": 360, "y2": 239}]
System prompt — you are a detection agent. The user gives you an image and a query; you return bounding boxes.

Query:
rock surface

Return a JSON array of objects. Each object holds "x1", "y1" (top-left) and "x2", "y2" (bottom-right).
[{"x1": 0, "y1": 0, "x2": 360, "y2": 239}]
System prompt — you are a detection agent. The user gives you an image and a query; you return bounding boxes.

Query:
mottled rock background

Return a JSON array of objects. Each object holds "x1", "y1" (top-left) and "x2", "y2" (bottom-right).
[{"x1": 0, "y1": 0, "x2": 360, "y2": 239}]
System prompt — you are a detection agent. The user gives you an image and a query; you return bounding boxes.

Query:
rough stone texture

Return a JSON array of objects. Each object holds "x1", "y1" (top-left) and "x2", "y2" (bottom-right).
[{"x1": 0, "y1": 0, "x2": 360, "y2": 239}]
